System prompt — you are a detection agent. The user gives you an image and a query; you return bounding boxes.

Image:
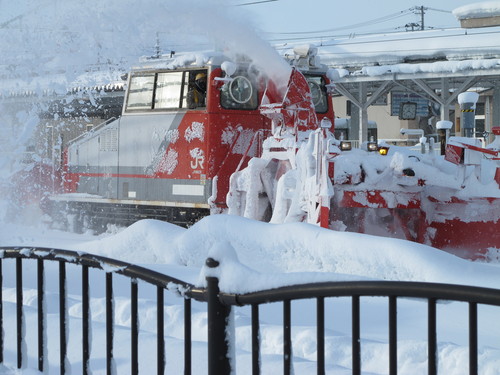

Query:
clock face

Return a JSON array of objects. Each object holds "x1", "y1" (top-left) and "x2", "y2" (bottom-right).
[{"x1": 399, "y1": 102, "x2": 417, "y2": 120}]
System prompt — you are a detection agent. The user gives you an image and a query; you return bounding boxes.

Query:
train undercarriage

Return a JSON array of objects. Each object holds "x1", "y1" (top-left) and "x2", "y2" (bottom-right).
[{"x1": 45, "y1": 198, "x2": 209, "y2": 233}]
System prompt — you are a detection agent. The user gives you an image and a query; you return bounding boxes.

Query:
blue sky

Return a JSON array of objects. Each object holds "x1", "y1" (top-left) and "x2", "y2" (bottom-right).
[
  {"x1": 0, "y1": 0, "x2": 489, "y2": 74},
  {"x1": 244, "y1": 0, "x2": 482, "y2": 36}
]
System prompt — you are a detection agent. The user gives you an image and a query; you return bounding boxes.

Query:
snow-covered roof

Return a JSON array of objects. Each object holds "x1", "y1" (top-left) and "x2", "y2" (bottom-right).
[
  {"x1": 453, "y1": 1, "x2": 500, "y2": 20},
  {"x1": 334, "y1": 57, "x2": 500, "y2": 81},
  {"x1": 3, "y1": 25, "x2": 500, "y2": 98},
  {"x1": 0, "y1": 68, "x2": 126, "y2": 98},
  {"x1": 314, "y1": 27, "x2": 500, "y2": 69},
  {"x1": 130, "y1": 51, "x2": 224, "y2": 72}
]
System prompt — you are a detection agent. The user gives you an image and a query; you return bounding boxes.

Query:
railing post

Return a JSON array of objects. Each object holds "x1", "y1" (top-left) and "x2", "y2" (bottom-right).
[
  {"x1": 0, "y1": 259, "x2": 3, "y2": 364},
  {"x1": 59, "y1": 261, "x2": 67, "y2": 374},
  {"x1": 251, "y1": 304, "x2": 260, "y2": 375},
  {"x1": 16, "y1": 258, "x2": 23, "y2": 370},
  {"x1": 352, "y1": 295, "x2": 361, "y2": 375},
  {"x1": 37, "y1": 259, "x2": 45, "y2": 373},
  {"x1": 428, "y1": 298, "x2": 437, "y2": 375},
  {"x1": 106, "y1": 272, "x2": 114, "y2": 375},
  {"x1": 82, "y1": 265, "x2": 90, "y2": 375},
  {"x1": 206, "y1": 258, "x2": 231, "y2": 375},
  {"x1": 283, "y1": 299, "x2": 292, "y2": 375}
]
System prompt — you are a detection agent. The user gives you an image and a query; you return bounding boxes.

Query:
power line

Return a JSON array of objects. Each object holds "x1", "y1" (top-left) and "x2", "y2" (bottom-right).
[
  {"x1": 316, "y1": 43, "x2": 500, "y2": 56},
  {"x1": 410, "y1": 6, "x2": 426, "y2": 31},
  {"x1": 271, "y1": 28, "x2": 500, "y2": 53},
  {"x1": 268, "y1": 26, "x2": 460, "y2": 46},
  {"x1": 405, "y1": 6, "x2": 452, "y2": 32},
  {"x1": 237, "y1": 0, "x2": 278, "y2": 5},
  {"x1": 427, "y1": 7, "x2": 452, "y2": 14},
  {"x1": 266, "y1": 9, "x2": 413, "y2": 35},
  {"x1": 262, "y1": 5, "x2": 456, "y2": 37}
]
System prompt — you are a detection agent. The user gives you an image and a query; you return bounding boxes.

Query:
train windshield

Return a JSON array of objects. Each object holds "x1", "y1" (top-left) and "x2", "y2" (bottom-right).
[
  {"x1": 305, "y1": 75, "x2": 328, "y2": 113},
  {"x1": 220, "y1": 71, "x2": 259, "y2": 110}
]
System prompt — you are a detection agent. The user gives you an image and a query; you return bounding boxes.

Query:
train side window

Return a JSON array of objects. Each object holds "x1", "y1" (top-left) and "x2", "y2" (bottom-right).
[
  {"x1": 220, "y1": 72, "x2": 258, "y2": 110},
  {"x1": 126, "y1": 74, "x2": 155, "y2": 110},
  {"x1": 155, "y1": 72, "x2": 184, "y2": 109},
  {"x1": 182, "y1": 70, "x2": 208, "y2": 109}
]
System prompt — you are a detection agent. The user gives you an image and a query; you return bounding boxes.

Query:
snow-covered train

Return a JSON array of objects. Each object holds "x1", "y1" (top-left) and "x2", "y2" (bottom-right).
[
  {"x1": 42, "y1": 46, "x2": 500, "y2": 259},
  {"x1": 44, "y1": 48, "x2": 335, "y2": 231}
]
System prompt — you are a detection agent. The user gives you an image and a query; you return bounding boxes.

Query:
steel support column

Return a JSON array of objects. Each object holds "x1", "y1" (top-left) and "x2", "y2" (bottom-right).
[
  {"x1": 412, "y1": 77, "x2": 477, "y2": 124},
  {"x1": 359, "y1": 82, "x2": 368, "y2": 143},
  {"x1": 493, "y1": 85, "x2": 500, "y2": 128},
  {"x1": 334, "y1": 81, "x2": 392, "y2": 143}
]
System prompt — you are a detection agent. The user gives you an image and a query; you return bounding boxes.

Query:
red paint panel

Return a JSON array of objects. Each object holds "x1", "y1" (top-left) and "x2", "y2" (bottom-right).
[
  {"x1": 444, "y1": 144, "x2": 464, "y2": 165},
  {"x1": 337, "y1": 190, "x2": 421, "y2": 209},
  {"x1": 429, "y1": 219, "x2": 500, "y2": 260}
]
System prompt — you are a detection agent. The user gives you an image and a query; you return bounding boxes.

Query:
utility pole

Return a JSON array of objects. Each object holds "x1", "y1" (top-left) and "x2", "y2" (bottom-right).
[
  {"x1": 155, "y1": 32, "x2": 161, "y2": 59},
  {"x1": 410, "y1": 5, "x2": 427, "y2": 31},
  {"x1": 419, "y1": 5, "x2": 425, "y2": 30}
]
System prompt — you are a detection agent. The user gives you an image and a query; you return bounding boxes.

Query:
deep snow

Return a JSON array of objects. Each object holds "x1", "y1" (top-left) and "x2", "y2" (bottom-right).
[{"x1": 1, "y1": 214, "x2": 500, "y2": 374}]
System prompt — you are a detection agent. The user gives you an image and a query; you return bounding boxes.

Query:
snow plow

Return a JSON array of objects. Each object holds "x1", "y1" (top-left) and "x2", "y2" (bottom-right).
[
  {"x1": 39, "y1": 46, "x2": 499, "y2": 259},
  {"x1": 227, "y1": 55, "x2": 500, "y2": 260}
]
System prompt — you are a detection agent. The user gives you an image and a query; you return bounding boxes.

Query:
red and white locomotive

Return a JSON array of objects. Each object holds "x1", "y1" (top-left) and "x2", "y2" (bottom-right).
[
  {"x1": 42, "y1": 46, "x2": 500, "y2": 259},
  {"x1": 46, "y1": 48, "x2": 335, "y2": 231}
]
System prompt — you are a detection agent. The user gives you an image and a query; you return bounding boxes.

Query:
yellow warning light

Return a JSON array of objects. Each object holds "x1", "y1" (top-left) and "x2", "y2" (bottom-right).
[{"x1": 378, "y1": 147, "x2": 389, "y2": 156}]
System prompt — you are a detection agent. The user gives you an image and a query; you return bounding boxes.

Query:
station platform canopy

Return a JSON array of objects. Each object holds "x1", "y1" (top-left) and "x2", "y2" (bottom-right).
[{"x1": 307, "y1": 25, "x2": 500, "y2": 142}]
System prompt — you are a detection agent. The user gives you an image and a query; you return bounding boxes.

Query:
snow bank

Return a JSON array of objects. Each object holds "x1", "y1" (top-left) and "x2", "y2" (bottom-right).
[
  {"x1": 50, "y1": 214, "x2": 500, "y2": 292},
  {"x1": 75, "y1": 219, "x2": 185, "y2": 265},
  {"x1": 3, "y1": 216, "x2": 500, "y2": 373}
]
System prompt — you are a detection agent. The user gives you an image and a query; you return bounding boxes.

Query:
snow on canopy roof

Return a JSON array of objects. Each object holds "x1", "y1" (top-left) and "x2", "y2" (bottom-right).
[
  {"x1": 0, "y1": 68, "x2": 126, "y2": 98},
  {"x1": 315, "y1": 27, "x2": 500, "y2": 69},
  {"x1": 453, "y1": 1, "x2": 500, "y2": 20},
  {"x1": 0, "y1": 51, "x2": 222, "y2": 97},
  {"x1": 130, "y1": 51, "x2": 229, "y2": 72},
  {"x1": 336, "y1": 57, "x2": 500, "y2": 80}
]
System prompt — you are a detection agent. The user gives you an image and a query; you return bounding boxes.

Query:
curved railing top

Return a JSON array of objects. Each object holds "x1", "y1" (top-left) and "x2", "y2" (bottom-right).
[
  {"x1": 225, "y1": 280, "x2": 500, "y2": 307},
  {"x1": 3, "y1": 247, "x2": 500, "y2": 308},
  {"x1": 0, "y1": 246, "x2": 194, "y2": 293}
]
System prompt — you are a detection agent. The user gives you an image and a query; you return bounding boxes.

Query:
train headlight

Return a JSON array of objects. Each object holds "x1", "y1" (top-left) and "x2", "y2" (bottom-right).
[
  {"x1": 367, "y1": 142, "x2": 378, "y2": 152},
  {"x1": 340, "y1": 141, "x2": 352, "y2": 151},
  {"x1": 378, "y1": 146, "x2": 389, "y2": 156}
]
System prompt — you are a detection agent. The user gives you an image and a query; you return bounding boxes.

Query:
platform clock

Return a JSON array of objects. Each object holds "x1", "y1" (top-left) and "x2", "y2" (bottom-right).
[{"x1": 399, "y1": 102, "x2": 417, "y2": 120}]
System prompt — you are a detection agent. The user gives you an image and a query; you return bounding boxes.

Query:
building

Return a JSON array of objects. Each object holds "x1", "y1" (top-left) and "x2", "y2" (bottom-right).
[{"x1": 312, "y1": 3, "x2": 500, "y2": 145}]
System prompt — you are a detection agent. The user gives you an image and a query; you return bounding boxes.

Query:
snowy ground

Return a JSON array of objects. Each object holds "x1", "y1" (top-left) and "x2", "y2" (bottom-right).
[{"x1": 1, "y1": 212, "x2": 500, "y2": 374}]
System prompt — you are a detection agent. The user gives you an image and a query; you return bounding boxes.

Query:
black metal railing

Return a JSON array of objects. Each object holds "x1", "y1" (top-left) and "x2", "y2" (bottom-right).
[
  {"x1": 0, "y1": 246, "x2": 194, "y2": 375},
  {"x1": 224, "y1": 279, "x2": 500, "y2": 375},
  {"x1": 1, "y1": 247, "x2": 500, "y2": 375}
]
